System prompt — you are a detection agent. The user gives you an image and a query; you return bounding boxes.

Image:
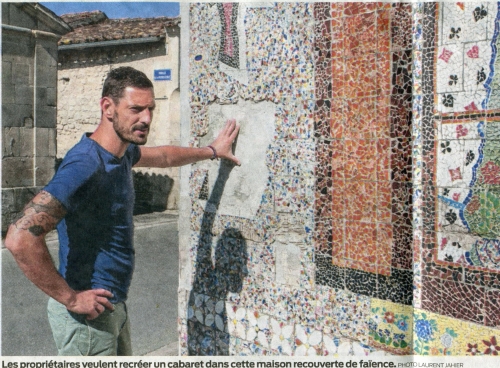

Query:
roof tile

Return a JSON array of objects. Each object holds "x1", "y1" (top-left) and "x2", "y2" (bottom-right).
[{"x1": 59, "y1": 11, "x2": 180, "y2": 45}]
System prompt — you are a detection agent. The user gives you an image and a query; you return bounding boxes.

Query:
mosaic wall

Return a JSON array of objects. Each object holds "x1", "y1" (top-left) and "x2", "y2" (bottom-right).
[
  {"x1": 418, "y1": 2, "x2": 500, "y2": 329},
  {"x1": 180, "y1": 2, "x2": 500, "y2": 356},
  {"x1": 314, "y1": 2, "x2": 413, "y2": 305}
]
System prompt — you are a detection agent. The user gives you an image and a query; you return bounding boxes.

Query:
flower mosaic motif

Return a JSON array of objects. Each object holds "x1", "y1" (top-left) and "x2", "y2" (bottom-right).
[
  {"x1": 449, "y1": 27, "x2": 461, "y2": 39},
  {"x1": 226, "y1": 304, "x2": 247, "y2": 340},
  {"x1": 413, "y1": 314, "x2": 439, "y2": 355},
  {"x1": 415, "y1": 319, "x2": 435, "y2": 342},
  {"x1": 465, "y1": 150, "x2": 475, "y2": 166},
  {"x1": 473, "y1": 5, "x2": 488, "y2": 22},
  {"x1": 448, "y1": 168, "x2": 462, "y2": 182},
  {"x1": 368, "y1": 304, "x2": 411, "y2": 354},
  {"x1": 477, "y1": 67, "x2": 487, "y2": 84},
  {"x1": 466, "y1": 45, "x2": 480, "y2": 59},
  {"x1": 467, "y1": 343, "x2": 479, "y2": 355},
  {"x1": 442, "y1": 94, "x2": 454, "y2": 108},
  {"x1": 294, "y1": 325, "x2": 322, "y2": 356},
  {"x1": 439, "y1": 48, "x2": 453, "y2": 63},
  {"x1": 270, "y1": 318, "x2": 294, "y2": 355},
  {"x1": 464, "y1": 102, "x2": 479, "y2": 111},
  {"x1": 440, "y1": 141, "x2": 451, "y2": 154},
  {"x1": 246, "y1": 311, "x2": 270, "y2": 348},
  {"x1": 322, "y1": 335, "x2": 340, "y2": 356},
  {"x1": 480, "y1": 161, "x2": 500, "y2": 185},
  {"x1": 483, "y1": 336, "x2": 500, "y2": 355},
  {"x1": 455, "y1": 125, "x2": 468, "y2": 139}
]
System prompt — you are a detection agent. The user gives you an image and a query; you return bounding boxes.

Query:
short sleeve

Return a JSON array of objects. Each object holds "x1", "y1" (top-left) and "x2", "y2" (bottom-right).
[
  {"x1": 129, "y1": 144, "x2": 141, "y2": 165},
  {"x1": 43, "y1": 154, "x2": 100, "y2": 212}
]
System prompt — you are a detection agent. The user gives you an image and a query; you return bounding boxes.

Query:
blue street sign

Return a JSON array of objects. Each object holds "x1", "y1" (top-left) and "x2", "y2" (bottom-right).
[{"x1": 154, "y1": 69, "x2": 171, "y2": 81}]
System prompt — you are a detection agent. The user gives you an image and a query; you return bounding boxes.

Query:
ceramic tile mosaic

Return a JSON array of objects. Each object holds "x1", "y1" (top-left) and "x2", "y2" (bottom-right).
[
  {"x1": 322, "y1": 335, "x2": 390, "y2": 357},
  {"x1": 368, "y1": 298, "x2": 413, "y2": 355},
  {"x1": 217, "y1": 3, "x2": 240, "y2": 69},
  {"x1": 182, "y1": 1, "x2": 500, "y2": 358},
  {"x1": 413, "y1": 308, "x2": 500, "y2": 356},
  {"x1": 314, "y1": 2, "x2": 413, "y2": 303},
  {"x1": 416, "y1": 1, "x2": 500, "y2": 332}
]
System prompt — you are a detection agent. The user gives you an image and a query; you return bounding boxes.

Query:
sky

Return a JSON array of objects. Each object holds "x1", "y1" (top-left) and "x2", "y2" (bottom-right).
[{"x1": 41, "y1": 2, "x2": 180, "y2": 19}]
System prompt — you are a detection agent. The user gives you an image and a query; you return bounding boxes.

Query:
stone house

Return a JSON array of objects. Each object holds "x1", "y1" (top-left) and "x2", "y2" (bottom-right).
[
  {"x1": 1, "y1": 3, "x2": 71, "y2": 233},
  {"x1": 56, "y1": 11, "x2": 181, "y2": 213}
]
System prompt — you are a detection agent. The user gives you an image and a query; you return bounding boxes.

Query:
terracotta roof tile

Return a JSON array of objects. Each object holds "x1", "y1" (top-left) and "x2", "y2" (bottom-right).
[
  {"x1": 60, "y1": 10, "x2": 108, "y2": 28},
  {"x1": 59, "y1": 11, "x2": 180, "y2": 46}
]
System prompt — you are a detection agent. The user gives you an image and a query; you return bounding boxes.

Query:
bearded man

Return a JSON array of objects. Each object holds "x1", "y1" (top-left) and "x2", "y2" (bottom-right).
[{"x1": 5, "y1": 67, "x2": 240, "y2": 356}]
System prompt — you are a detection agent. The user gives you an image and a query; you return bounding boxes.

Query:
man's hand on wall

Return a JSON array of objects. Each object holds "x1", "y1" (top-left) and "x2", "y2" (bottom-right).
[{"x1": 210, "y1": 119, "x2": 241, "y2": 166}]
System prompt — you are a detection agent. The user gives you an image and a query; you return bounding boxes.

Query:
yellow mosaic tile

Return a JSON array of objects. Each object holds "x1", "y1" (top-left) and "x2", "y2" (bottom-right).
[
  {"x1": 413, "y1": 309, "x2": 500, "y2": 356},
  {"x1": 368, "y1": 298, "x2": 413, "y2": 355}
]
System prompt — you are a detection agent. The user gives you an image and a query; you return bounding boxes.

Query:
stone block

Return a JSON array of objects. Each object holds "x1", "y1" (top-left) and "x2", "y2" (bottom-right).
[
  {"x1": 36, "y1": 87, "x2": 46, "y2": 107},
  {"x1": 2, "y1": 83, "x2": 15, "y2": 104},
  {"x1": 15, "y1": 186, "x2": 40, "y2": 208},
  {"x1": 2, "y1": 104, "x2": 33, "y2": 127},
  {"x1": 2, "y1": 186, "x2": 41, "y2": 233},
  {"x1": 35, "y1": 106, "x2": 56, "y2": 128},
  {"x1": 12, "y1": 62, "x2": 31, "y2": 85},
  {"x1": 36, "y1": 87, "x2": 57, "y2": 108},
  {"x1": 20, "y1": 127, "x2": 34, "y2": 157},
  {"x1": 35, "y1": 42, "x2": 58, "y2": 68},
  {"x1": 35, "y1": 156, "x2": 56, "y2": 186},
  {"x1": 35, "y1": 65, "x2": 57, "y2": 88},
  {"x1": 1, "y1": 208, "x2": 15, "y2": 233},
  {"x1": 2, "y1": 188, "x2": 15, "y2": 210},
  {"x1": 2, "y1": 37, "x2": 33, "y2": 59},
  {"x1": 15, "y1": 84, "x2": 34, "y2": 105},
  {"x1": 3, "y1": 61, "x2": 12, "y2": 85},
  {"x1": 36, "y1": 128, "x2": 50, "y2": 157},
  {"x1": 24, "y1": 117, "x2": 34, "y2": 128},
  {"x1": 2, "y1": 188, "x2": 16, "y2": 232},
  {"x1": 8, "y1": 4, "x2": 36, "y2": 29},
  {"x1": 2, "y1": 3, "x2": 9, "y2": 24},
  {"x1": 46, "y1": 87, "x2": 57, "y2": 107},
  {"x1": 2, "y1": 157, "x2": 34, "y2": 188},
  {"x1": 48, "y1": 129, "x2": 56, "y2": 157},
  {"x1": 2, "y1": 127, "x2": 21, "y2": 157}
]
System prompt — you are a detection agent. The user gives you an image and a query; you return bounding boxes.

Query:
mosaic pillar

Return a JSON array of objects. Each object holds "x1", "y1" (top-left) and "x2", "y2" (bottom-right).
[{"x1": 314, "y1": 2, "x2": 413, "y2": 306}]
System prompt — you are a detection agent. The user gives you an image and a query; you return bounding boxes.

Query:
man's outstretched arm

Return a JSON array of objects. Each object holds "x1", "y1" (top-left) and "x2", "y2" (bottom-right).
[
  {"x1": 135, "y1": 118, "x2": 241, "y2": 168},
  {"x1": 4, "y1": 191, "x2": 114, "y2": 320}
]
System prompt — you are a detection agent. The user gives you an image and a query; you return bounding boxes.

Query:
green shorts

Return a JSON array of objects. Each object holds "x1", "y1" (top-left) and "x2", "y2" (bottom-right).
[{"x1": 47, "y1": 297, "x2": 132, "y2": 356}]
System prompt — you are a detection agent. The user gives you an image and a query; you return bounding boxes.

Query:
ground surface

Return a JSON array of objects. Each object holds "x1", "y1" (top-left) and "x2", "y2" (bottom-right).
[{"x1": 1, "y1": 211, "x2": 179, "y2": 356}]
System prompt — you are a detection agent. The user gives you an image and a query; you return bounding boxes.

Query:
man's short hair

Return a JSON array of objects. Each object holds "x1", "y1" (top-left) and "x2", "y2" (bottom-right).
[{"x1": 102, "y1": 67, "x2": 153, "y2": 103}]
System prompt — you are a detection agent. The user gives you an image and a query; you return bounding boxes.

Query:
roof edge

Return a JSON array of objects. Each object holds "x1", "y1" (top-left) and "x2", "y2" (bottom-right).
[
  {"x1": 59, "y1": 36, "x2": 165, "y2": 50},
  {"x1": 15, "y1": 3, "x2": 72, "y2": 35}
]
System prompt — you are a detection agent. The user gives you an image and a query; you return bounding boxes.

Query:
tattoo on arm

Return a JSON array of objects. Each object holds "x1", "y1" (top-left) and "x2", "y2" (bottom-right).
[{"x1": 12, "y1": 191, "x2": 67, "y2": 237}]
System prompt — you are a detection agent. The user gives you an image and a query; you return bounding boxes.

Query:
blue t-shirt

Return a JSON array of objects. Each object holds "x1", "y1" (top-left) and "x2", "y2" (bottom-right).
[{"x1": 44, "y1": 134, "x2": 141, "y2": 303}]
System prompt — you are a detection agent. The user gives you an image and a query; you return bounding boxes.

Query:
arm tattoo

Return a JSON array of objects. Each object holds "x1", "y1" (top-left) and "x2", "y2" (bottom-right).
[{"x1": 12, "y1": 191, "x2": 67, "y2": 237}]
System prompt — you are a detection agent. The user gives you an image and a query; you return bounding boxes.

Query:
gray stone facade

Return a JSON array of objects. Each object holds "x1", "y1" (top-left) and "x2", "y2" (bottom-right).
[{"x1": 1, "y1": 3, "x2": 71, "y2": 232}]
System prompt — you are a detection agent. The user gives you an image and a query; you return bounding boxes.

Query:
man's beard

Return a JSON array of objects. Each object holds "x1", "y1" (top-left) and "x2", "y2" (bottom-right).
[{"x1": 112, "y1": 112, "x2": 149, "y2": 145}]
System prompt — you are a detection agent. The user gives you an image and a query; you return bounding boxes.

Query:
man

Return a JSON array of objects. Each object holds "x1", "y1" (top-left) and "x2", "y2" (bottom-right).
[{"x1": 4, "y1": 66, "x2": 240, "y2": 356}]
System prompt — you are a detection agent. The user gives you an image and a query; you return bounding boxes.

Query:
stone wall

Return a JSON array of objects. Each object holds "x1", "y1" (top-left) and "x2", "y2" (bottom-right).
[
  {"x1": 2, "y1": 3, "x2": 66, "y2": 232},
  {"x1": 178, "y1": 2, "x2": 500, "y2": 356},
  {"x1": 57, "y1": 27, "x2": 181, "y2": 210}
]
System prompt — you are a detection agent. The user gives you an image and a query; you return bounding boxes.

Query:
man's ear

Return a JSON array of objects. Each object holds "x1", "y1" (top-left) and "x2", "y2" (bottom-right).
[{"x1": 100, "y1": 96, "x2": 115, "y2": 120}]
